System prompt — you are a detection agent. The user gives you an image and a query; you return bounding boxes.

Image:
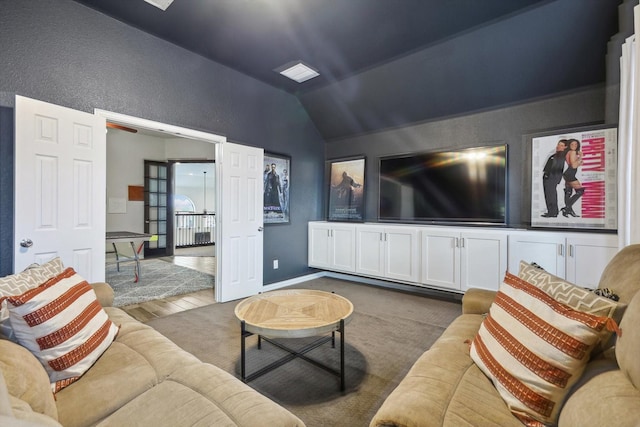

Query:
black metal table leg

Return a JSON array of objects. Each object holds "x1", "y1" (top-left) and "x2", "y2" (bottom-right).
[
  {"x1": 240, "y1": 320, "x2": 246, "y2": 381},
  {"x1": 340, "y1": 319, "x2": 345, "y2": 391},
  {"x1": 240, "y1": 319, "x2": 348, "y2": 391}
]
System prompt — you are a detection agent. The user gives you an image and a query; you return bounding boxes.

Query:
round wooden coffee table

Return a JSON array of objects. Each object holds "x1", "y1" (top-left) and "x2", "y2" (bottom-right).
[{"x1": 235, "y1": 289, "x2": 353, "y2": 390}]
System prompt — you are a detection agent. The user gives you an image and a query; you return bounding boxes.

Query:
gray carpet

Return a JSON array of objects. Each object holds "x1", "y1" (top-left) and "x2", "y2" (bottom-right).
[
  {"x1": 106, "y1": 259, "x2": 214, "y2": 307},
  {"x1": 146, "y1": 278, "x2": 461, "y2": 427}
]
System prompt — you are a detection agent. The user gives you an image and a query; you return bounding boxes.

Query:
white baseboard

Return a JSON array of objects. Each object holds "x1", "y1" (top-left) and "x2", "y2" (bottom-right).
[
  {"x1": 261, "y1": 271, "x2": 327, "y2": 292},
  {"x1": 262, "y1": 270, "x2": 462, "y2": 301}
]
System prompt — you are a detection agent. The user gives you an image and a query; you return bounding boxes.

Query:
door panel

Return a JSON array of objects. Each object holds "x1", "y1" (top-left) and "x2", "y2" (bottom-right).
[
  {"x1": 144, "y1": 160, "x2": 169, "y2": 257},
  {"x1": 217, "y1": 142, "x2": 263, "y2": 302},
  {"x1": 14, "y1": 95, "x2": 106, "y2": 281},
  {"x1": 385, "y1": 227, "x2": 419, "y2": 282},
  {"x1": 460, "y1": 232, "x2": 508, "y2": 292},
  {"x1": 356, "y1": 226, "x2": 384, "y2": 277},
  {"x1": 421, "y1": 230, "x2": 460, "y2": 290}
]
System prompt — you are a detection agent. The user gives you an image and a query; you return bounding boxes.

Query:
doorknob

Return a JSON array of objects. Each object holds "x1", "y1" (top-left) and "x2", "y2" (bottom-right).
[
  {"x1": 258, "y1": 227, "x2": 264, "y2": 232},
  {"x1": 20, "y1": 238, "x2": 33, "y2": 248}
]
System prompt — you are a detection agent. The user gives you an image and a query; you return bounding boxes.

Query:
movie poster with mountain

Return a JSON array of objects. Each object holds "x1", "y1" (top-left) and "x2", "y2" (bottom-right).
[{"x1": 530, "y1": 126, "x2": 617, "y2": 230}]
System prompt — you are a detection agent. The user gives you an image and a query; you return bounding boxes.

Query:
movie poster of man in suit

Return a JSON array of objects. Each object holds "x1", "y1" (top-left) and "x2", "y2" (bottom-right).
[
  {"x1": 530, "y1": 127, "x2": 617, "y2": 230},
  {"x1": 328, "y1": 157, "x2": 365, "y2": 221},
  {"x1": 263, "y1": 153, "x2": 290, "y2": 224}
]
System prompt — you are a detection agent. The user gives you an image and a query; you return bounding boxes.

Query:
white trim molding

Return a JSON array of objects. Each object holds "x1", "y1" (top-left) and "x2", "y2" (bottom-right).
[{"x1": 94, "y1": 109, "x2": 227, "y2": 144}]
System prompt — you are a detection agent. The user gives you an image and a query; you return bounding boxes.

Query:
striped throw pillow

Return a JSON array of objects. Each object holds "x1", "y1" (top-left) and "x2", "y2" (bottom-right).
[
  {"x1": 470, "y1": 272, "x2": 617, "y2": 426},
  {"x1": 5, "y1": 267, "x2": 119, "y2": 393}
]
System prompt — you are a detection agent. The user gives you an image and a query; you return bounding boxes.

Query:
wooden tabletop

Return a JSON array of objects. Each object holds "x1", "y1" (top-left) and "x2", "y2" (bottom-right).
[{"x1": 235, "y1": 289, "x2": 354, "y2": 338}]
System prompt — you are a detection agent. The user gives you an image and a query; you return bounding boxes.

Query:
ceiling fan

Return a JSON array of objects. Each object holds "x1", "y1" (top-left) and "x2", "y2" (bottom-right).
[{"x1": 106, "y1": 122, "x2": 138, "y2": 133}]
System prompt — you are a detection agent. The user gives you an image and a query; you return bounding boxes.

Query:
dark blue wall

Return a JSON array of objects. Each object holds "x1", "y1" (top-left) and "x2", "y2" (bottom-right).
[
  {"x1": 0, "y1": 106, "x2": 13, "y2": 276},
  {"x1": 0, "y1": 0, "x2": 325, "y2": 281}
]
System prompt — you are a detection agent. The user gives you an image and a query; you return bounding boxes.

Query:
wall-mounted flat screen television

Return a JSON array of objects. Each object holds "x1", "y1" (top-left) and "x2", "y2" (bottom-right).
[{"x1": 378, "y1": 145, "x2": 507, "y2": 224}]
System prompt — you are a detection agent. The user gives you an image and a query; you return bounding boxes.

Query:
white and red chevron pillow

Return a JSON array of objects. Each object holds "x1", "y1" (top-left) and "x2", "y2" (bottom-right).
[
  {"x1": 5, "y1": 267, "x2": 119, "y2": 393},
  {"x1": 0, "y1": 257, "x2": 64, "y2": 340},
  {"x1": 517, "y1": 260, "x2": 626, "y2": 354},
  {"x1": 470, "y1": 272, "x2": 619, "y2": 426}
]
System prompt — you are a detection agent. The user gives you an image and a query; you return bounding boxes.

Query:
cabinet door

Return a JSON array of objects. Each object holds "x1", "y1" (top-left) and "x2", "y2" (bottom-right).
[
  {"x1": 308, "y1": 223, "x2": 332, "y2": 269},
  {"x1": 330, "y1": 224, "x2": 356, "y2": 272},
  {"x1": 384, "y1": 227, "x2": 419, "y2": 282},
  {"x1": 355, "y1": 225, "x2": 385, "y2": 278},
  {"x1": 460, "y1": 231, "x2": 508, "y2": 292},
  {"x1": 508, "y1": 232, "x2": 566, "y2": 277},
  {"x1": 565, "y1": 234, "x2": 618, "y2": 289},
  {"x1": 421, "y1": 229, "x2": 460, "y2": 290}
]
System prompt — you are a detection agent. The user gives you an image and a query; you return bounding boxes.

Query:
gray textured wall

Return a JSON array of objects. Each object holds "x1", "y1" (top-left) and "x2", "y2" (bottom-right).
[
  {"x1": 0, "y1": 0, "x2": 325, "y2": 282},
  {"x1": 301, "y1": 0, "x2": 618, "y2": 141},
  {"x1": 325, "y1": 87, "x2": 608, "y2": 227}
]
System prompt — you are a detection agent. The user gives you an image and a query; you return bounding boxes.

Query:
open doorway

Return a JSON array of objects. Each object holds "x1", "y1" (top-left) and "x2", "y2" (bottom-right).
[{"x1": 100, "y1": 113, "x2": 222, "y2": 306}]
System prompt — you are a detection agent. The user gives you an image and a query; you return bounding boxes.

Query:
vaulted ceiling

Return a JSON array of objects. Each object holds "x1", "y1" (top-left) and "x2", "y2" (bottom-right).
[{"x1": 72, "y1": 0, "x2": 622, "y2": 141}]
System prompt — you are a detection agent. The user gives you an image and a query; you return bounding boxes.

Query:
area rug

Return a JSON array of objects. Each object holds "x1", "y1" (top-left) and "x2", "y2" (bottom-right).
[
  {"x1": 146, "y1": 278, "x2": 461, "y2": 427},
  {"x1": 106, "y1": 259, "x2": 214, "y2": 307}
]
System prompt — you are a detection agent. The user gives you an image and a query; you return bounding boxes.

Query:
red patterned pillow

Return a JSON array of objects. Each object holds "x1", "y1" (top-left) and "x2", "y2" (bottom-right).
[
  {"x1": 470, "y1": 272, "x2": 618, "y2": 426},
  {"x1": 6, "y1": 268, "x2": 119, "y2": 393}
]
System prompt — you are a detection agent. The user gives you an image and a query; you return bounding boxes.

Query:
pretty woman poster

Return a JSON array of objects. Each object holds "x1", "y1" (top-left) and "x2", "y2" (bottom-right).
[{"x1": 530, "y1": 126, "x2": 617, "y2": 230}]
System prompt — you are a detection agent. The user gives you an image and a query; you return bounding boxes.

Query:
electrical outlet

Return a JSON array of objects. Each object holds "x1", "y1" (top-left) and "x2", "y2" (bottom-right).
[{"x1": 273, "y1": 259, "x2": 279, "y2": 269}]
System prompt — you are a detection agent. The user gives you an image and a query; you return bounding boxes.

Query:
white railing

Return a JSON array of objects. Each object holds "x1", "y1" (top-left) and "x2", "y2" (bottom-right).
[{"x1": 175, "y1": 213, "x2": 215, "y2": 247}]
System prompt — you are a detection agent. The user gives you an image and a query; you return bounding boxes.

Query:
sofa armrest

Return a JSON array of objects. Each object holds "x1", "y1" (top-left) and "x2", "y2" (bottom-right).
[
  {"x1": 462, "y1": 288, "x2": 496, "y2": 314},
  {"x1": 91, "y1": 282, "x2": 114, "y2": 307}
]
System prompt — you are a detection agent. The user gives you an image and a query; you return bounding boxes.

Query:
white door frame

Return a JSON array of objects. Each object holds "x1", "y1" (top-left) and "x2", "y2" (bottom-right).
[{"x1": 94, "y1": 109, "x2": 225, "y2": 296}]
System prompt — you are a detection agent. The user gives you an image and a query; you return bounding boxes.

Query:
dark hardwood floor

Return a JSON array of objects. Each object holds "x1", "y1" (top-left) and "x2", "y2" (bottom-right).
[{"x1": 120, "y1": 254, "x2": 216, "y2": 322}]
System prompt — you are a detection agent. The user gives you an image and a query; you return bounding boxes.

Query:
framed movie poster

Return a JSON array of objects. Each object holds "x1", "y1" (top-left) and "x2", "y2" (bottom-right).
[
  {"x1": 327, "y1": 156, "x2": 365, "y2": 221},
  {"x1": 530, "y1": 125, "x2": 617, "y2": 230},
  {"x1": 263, "y1": 152, "x2": 290, "y2": 224}
]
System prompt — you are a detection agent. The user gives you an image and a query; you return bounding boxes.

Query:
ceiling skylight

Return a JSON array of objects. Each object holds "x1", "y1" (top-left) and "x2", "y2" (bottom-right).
[
  {"x1": 278, "y1": 62, "x2": 320, "y2": 83},
  {"x1": 143, "y1": 0, "x2": 174, "y2": 11}
]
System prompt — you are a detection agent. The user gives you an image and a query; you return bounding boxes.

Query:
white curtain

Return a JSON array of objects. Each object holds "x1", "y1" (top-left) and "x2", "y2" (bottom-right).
[{"x1": 617, "y1": 6, "x2": 640, "y2": 248}]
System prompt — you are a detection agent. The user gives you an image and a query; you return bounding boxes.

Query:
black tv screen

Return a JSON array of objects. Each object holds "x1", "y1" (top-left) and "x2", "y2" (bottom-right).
[{"x1": 378, "y1": 145, "x2": 507, "y2": 224}]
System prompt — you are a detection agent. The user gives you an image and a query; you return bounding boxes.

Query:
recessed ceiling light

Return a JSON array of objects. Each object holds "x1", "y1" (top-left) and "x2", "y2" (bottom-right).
[
  {"x1": 277, "y1": 62, "x2": 320, "y2": 83},
  {"x1": 143, "y1": 0, "x2": 174, "y2": 11}
]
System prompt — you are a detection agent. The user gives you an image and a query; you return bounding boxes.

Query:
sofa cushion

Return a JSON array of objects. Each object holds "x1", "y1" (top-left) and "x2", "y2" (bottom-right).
[
  {"x1": 0, "y1": 359, "x2": 65, "y2": 426},
  {"x1": 518, "y1": 260, "x2": 626, "y2": 352},
  {"x1": 55, "y1": 341, "x2": 159, "y2": 427},
  {"x1": 558, "y1": 359, "x2": 640, "y2": 427},
  {"x1": 0, "y1": 258, "x2": 64, "y2": 340},
  {"x1": 0, "y1": 340, "x2": 58, "y2": 421},
  {"x1": 616, "y1": 290, "x2": 640, "y2": 391},
  {"x1": 6, "y1": 268, "x2": 119, "y2": 393},
  {"x1": 597, "y1": 243, "x2": 640, "y2": 304},
  {"x1": 94, "y1": 363, "x2": 305, "y2": 427},
  {"x1": 55, "y1": 307, "x2": 202, "y2": 427},
  {"x1": 470, "y1": 272, "x2": 613, "y2": 426},
  {"x1": 370, "y1": 314, "x2": 524, "y2": 427}
]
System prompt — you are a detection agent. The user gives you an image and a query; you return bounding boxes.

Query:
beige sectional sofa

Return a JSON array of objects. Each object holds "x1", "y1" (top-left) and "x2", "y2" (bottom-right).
[
  {"x1": 371, "y1": 244, "x2": 640, "y2": 427},
  {"x1": 1, "y1": 282, "x2": 305, "y2": 427}
]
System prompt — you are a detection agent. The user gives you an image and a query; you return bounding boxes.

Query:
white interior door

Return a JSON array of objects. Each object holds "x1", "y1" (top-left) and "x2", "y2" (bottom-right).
[
  {"x1": 216, "y1": 141, "x2": 263, "y2": 302},
  {"x1": 14, "y1": 95, "x2": 106, "y2": 282}
]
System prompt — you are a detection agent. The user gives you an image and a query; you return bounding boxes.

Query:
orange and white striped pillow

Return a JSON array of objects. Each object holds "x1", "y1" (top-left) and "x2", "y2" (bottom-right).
[
  {"x1": 470, "y1": 272, "x2": 617, "y2": 426},
  {"x1": 5, "y1": 267, "x2": 119, "y2": 393}
]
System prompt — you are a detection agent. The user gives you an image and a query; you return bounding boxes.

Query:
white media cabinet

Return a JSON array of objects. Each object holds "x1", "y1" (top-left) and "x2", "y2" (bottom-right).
[{"x1": 308, "y1": 221, "x2": 618, "y2": 294}]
